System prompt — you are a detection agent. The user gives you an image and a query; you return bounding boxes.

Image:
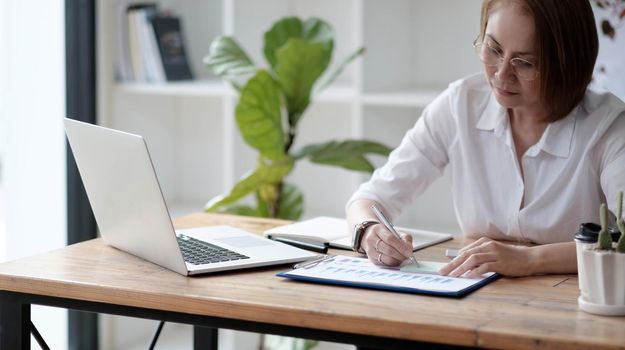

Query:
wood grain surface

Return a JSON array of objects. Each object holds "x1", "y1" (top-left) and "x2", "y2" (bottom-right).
[{"x1": 0, "y1": 213, "x2": 623, "y2": 349}]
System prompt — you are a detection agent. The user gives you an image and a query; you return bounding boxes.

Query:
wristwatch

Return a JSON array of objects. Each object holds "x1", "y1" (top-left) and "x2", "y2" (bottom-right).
[{"x1": 351, "y1": 220, "x2": 379, "y2": 254}]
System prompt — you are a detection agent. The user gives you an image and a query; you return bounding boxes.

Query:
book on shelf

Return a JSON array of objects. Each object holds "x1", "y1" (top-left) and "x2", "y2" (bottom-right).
[
  {"x1": 263, "y1": 216, "x2": 453, "y2": 251},
  {"x1": 150, "y1": 15, "x2": 193, "y2": 81},
  {"x1": 115, "y1": 0, "x2": 135, "y2": 81},
  {"x1": 116, "y1": 3, "x2": 193, "y2": 83}
]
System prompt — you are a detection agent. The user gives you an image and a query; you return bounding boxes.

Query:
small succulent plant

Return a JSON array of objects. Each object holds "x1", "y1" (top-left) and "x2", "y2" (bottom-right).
[
  {"x1": 598, "y1": 203, "x2": 613, "y2": 250},
  {"x1": 616, "y1": 191, "x2": 625, "y2": 253},
  {"x1": 597, "y1": 191, "x2": 625, "y2": 253},
  {"x1": 617, "y1": 217, "x2": 625, "y2": 253}
]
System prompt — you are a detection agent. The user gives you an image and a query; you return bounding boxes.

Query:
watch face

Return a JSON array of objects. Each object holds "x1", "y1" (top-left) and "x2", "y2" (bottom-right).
[
  {"x1": 352, "y1": 223, "x2": 364, "y2": 250},
  {"x1": 352, "y1": 221, "x2": 377, "y2": 252},
  {"x1": 352, "y1": 224, "x2": 361, "y2": 244}
]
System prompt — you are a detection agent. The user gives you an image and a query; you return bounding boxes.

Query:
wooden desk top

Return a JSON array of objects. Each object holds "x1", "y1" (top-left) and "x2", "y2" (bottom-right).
[{"x1": 0, "y1": 213, "x2": 623, "y2": 349}]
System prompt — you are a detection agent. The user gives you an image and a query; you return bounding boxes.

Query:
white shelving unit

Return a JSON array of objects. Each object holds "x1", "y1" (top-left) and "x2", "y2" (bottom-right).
[{"x1": 96, "y1": 0, "x2": 482, "y2": 348}]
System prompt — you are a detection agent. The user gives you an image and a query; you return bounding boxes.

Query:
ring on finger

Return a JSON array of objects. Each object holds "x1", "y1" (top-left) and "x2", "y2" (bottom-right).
[
  {"x1": 375, "y1": 238, "x2": 382, "y2": 252},
  {"x1": 378, "y1": 253, "x2": 383, "y2": 264}
]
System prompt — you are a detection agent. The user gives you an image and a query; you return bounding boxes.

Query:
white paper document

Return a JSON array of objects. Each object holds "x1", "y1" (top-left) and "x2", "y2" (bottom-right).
[{"x1": 279, "y1": 255, "x2": 496, "y2": 295}]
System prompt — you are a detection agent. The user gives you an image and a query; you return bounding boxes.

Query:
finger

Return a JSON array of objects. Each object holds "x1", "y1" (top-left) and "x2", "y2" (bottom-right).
[
  {"x1": 378, "y1": 229, "x2": 414, "y2": 259},
  {"x1": 378, "y1": 252, "x2": 403, "y2": 267},
  {"x1": 401, "y1": 233, "x2": 415, "y2": 260},
  {"x1": 368, "y1": 251, "x2": 381, "y2": 266},
  {"x1": 375, "y1": 239, "x2": 408, "y2": 263},
  {"x1": 459, "y1": 237, "x2": 492, "y2": 254},
  {"x1": 367, "y1": 251, "x2": 394, "y2": 266},
  {"x1": 361, "y1": 225, "x2": 382, "y2": 254},
  {"x1": 442, "y1": 240, "x2": 501, "y2": 275},
  {"x1": 448, "y1": 253, "x2": 496, "y2": 278},
  {"x1": 400, "y1": 232, "x2": 413, "y2": 246},
  {"x1": 439, "y1": 244, "x2": 486, "y2": 275},
  {"x1": 466, "y1": 262, "x2": 496, "y2": 279}
]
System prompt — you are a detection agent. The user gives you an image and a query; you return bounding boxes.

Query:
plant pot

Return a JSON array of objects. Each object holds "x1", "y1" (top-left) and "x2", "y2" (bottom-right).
[{"x1": 575, "y1": 223, "x2": 625, "y2": 316}]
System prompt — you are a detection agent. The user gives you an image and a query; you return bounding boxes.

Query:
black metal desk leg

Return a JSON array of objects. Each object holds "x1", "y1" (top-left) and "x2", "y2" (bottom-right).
[
  {"x1": 0, "y1": 292, "x2": 31, "y2": 350},
  {"x1": 194, "y1": 325, "x2": 218, "y2": 350}
]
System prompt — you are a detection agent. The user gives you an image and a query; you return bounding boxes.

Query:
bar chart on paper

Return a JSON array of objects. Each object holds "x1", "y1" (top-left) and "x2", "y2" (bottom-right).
[{"x1": 278, "y1": 255, "x2": 498, "y2": 297}]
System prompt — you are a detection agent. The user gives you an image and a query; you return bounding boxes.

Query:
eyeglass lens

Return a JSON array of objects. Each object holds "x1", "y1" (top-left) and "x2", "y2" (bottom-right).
[{"x1": 474, "y1": 42, "x2": 537, "y2": 81}]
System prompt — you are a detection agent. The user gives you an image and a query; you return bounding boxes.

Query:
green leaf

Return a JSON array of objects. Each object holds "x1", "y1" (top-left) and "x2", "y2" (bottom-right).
[
  {"x1": 600, "y1": 203, "x2": 609, "y2": 231},
  {"x1": 617, "y1": 191, "x2": 623, "y2": 220},
  {"x1": 275, "y1": 39, "x2": 329, "y2": 125},
  {"x1": 205, "y1": 170, "x2": 265, "y2": 211},
  {"x1": 214, "y1": 204, "x2": 259, "y2": 217},
  {"x1": 277, "y1": 183, "x2": 304, "y2": 220},
  {"x1": 293, "y1": 140, "x2": 392, "y2": 159},
  {"x1": 264, "y1": 17, "x2": 303, "y2": 69},
  {"x1": 302, "y1": 18, "x2": 333, "y2": 57},
  {"x1": 616, "y1": 218, "x2": 625, "y2": 253},
  {"x1": 302, "y1": 339, "x2": 319, "y2": 350},
  {"x1": 205, "y1": 158, "x2": 294, "y2": 212},
  {"x1": 293, "y1": 140, "x2": 392, "y2": 173},
  {"x1": 204, "y1": 36, "x2": 256, "y2": 76},
  {"x1": 264, "y1": 17, "x2": 333, "y2": 70},
  {"x1": 236, "y1": 70, "x2": 285, "y2": 160},
  {"x1": 315, "y1": 47, "x2": 365, "y2": 94},
  {"x1": 255, "y1": 191, "x2": 270, "y2": 218},
  {"x1": 598, "y1": 204, "x2": 613, "y2": 250},
  {"x1": 258, "y1": 183, "x2": 279, "y2": 207}
]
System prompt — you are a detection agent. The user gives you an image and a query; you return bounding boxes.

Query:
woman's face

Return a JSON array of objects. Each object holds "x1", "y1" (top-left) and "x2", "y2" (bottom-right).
[{"x1": 483, "y1": 3, "x2": 542, "y2": 115}]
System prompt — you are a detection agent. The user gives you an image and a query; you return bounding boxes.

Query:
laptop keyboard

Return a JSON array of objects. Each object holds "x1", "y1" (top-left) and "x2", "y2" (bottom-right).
[{"x1": 177, "y1": 235, "x2": 250, "y2": 265}]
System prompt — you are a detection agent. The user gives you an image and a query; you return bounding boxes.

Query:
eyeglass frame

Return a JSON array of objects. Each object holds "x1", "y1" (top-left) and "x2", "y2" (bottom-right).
[{"x1": 472, "y1": 36, "x2": 539, "y2": 81}]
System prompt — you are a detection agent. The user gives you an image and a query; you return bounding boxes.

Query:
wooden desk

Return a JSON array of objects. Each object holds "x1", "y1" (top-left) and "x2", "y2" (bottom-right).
[{"x1": 0, "y1": 213, "x2": 623, "y2": 350}]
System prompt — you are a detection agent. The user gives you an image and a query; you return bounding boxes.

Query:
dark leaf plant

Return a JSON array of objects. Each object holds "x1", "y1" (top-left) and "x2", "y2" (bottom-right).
[{"x1": 203, "y1": 17, "x2": 391, "y2": 220}]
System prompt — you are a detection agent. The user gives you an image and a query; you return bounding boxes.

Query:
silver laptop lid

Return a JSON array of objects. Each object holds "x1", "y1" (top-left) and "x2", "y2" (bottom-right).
[{"x1": 64, "y1": 118, "x2": 188, "y2": 275}]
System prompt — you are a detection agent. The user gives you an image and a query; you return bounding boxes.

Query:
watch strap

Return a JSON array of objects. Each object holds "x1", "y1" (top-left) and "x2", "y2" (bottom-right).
[{"x1": 352, "y1": 220, "x2": 379, "y2": 254}]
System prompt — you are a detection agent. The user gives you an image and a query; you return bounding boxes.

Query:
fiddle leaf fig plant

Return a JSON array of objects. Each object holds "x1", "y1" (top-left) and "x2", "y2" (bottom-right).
[{"x1": 203, "y1": 17, "x2": 390, "y2": 220}]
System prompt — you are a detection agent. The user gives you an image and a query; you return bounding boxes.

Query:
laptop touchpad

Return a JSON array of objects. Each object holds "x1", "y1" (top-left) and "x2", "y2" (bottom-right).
[{"x1": 216, "y1": 236, "x2": 273, "y2": 248}]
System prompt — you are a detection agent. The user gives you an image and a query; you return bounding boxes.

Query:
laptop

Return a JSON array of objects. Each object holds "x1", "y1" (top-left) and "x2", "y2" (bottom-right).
[{"x1": 64, "y1": 118, "x2": 317, "y2": 275}]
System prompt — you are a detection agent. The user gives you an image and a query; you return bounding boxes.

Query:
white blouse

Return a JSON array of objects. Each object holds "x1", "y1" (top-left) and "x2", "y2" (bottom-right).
[{"x1": 348, "y1": 73, "x2": 625, "y2": 244}]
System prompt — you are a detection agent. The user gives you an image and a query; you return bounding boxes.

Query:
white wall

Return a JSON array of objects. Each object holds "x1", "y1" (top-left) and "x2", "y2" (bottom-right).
[{"x1": 1, "y1": 0, "x2": 68, "y2": 349}]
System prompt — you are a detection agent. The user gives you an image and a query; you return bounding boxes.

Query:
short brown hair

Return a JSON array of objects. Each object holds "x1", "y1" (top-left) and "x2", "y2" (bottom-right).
[{"x1": 479, "y1": 0, "x2": 599, "y2": 122}]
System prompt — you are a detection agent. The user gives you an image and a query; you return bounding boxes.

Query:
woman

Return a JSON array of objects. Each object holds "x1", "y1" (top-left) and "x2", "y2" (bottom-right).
[{"x1": 346, "y1": 0, "x2": 625, "y2": 278}]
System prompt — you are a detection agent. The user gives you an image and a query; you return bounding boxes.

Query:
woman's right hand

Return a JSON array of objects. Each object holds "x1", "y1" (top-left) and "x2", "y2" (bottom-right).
[
  {"x1": 347, "y1": 198, "x2": 415, "y2": 266},
  {"x1": 360, "y1": 220, "x2": 414, "y2": 267}
]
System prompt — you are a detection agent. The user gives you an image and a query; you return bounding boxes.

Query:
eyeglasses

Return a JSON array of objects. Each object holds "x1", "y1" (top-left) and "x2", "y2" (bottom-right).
[{"x1": 473, "y1": 37, "x2": 539, "y2": 81}]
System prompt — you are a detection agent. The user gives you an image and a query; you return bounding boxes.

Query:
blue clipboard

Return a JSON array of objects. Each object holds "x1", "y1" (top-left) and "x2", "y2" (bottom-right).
[{"x1": 277, "y1": 255, "x2": 500, "y2": 298}]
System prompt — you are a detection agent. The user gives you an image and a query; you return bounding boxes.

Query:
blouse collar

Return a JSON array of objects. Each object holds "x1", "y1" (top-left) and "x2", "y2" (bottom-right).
[{"x1": 475, "y1": 93, "x2": 576, "y2": 158}]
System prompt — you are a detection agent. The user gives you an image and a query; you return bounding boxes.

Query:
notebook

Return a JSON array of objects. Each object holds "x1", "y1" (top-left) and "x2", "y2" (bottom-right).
[
  {"x1": 264, "y1": 216, "x2": 453, "y2": 251},
  {"x1": 278, "y1": 255, "x2": 499, "y2": 297},
  {"x1": 64, "y1": 118, "x2": 316, "y2": 276}
]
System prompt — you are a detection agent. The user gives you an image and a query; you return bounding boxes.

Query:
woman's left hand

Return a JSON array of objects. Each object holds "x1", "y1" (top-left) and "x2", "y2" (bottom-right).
[{"x1": 438, "y1": 237, "x2": 534, "y2": 278}]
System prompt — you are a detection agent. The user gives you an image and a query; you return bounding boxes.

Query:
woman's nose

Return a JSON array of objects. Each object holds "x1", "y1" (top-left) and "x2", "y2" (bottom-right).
[{"x1": 495, "y1": 58, "x2": 516, "y2": 82}]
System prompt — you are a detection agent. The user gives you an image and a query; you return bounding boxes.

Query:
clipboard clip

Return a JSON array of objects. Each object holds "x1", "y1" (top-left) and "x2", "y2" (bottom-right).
[{"x1": 293, "y1": 255, "x2": 335, "y2": 269}]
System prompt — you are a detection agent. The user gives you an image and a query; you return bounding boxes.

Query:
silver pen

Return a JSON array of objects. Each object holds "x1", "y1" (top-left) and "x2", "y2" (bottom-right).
[{"x1": 371, "y1": 204, "x2": 419, "y2": 266}]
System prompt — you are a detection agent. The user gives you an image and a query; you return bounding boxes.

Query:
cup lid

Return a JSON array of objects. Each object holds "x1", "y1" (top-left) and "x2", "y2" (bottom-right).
[{"x1": 574, "y1": 222, "x2": 622, "y2": 243}]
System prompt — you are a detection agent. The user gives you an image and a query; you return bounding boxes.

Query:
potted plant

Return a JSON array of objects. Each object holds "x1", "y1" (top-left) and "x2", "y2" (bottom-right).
[
  {"x1": 575, "y1": 191, "x2": 625, "y2": 316},
  {"x1": 202, "y1": 16, "x2": 391, "y2": 220}
]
